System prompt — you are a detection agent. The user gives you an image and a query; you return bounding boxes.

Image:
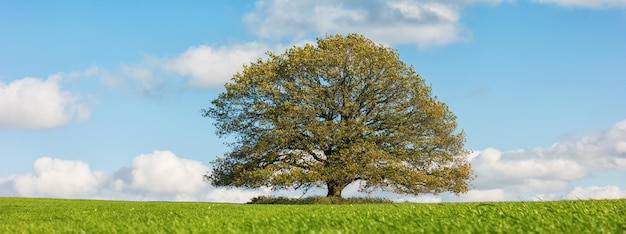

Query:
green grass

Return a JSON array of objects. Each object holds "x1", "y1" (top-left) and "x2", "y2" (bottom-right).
[{"x1": 0, "y1": 197, "x2": 624, "y2": 233}]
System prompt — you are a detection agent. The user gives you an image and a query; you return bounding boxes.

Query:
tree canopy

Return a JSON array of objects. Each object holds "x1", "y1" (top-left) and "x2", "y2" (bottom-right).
[{"x1": 203, "y1": 34, "x2": 473, "y2": 198}]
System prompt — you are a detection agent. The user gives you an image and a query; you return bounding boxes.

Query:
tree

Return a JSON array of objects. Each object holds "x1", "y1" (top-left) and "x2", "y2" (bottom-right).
[{"x1": 203, "y1": 34, "x2": 473, "y2": 198}]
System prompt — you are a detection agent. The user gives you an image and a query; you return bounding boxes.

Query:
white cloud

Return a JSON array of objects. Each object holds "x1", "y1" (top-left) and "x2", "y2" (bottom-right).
[
  {"x1": 103, "y1": 42, "x2": 280, "y2": 92},
  {"x1": 464, "y1": 119, "x2": 626, "y2": 201},
  {"x1": 0, "y1": 150, "x2": 273, "y2": 203},
  {"x1": 10, "y1": 157, "x2": 103, "y2": 197},
  {"x1": 567, "y1": 186, "x2": 626, "y2": 200},
  {"x1": 165, "y1": 43, "x2": 273, "y2": 88},
  {"x1": 113, "y1": 150, "x2": 209, "y2": 194},
  {"x1": 471, "y1": 148, "x2": 588, "y2": 190},
  {"x1": 0, "y1": 76, "x2": 91, "y2": 128},
  {"x1": 244, "y1": 0, "x2": 501, "y2": 48},
  {"x1": 532, "y1": 0, "x2": 626, "y2": 9}
]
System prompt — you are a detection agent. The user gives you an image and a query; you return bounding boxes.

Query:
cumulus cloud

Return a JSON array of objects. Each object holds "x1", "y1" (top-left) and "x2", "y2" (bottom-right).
[
  {"x1": 102, "y1": 150, "x2": 259, "y2": 202},
  {"x1": 471, "y1": 148, "x2": 588, "y2": 190},
  {"x1": 243, "y1": 0, "x2": 502, "y2": 48},
  {"x1": 10, "y1": 158, "x2": 104, "y2": 197},
  {"x1": 112, "y1": 150, "x2": 209, "y2": 194},
  {"x1": 166, "y1": 43, "x2": 273, "y2": 88},
  {"x1": 532, "y1": 0, "x2": 626, "y2": 9},
  {"x1": 0, "y1": 76, "x2": 91, "y2": 128}
]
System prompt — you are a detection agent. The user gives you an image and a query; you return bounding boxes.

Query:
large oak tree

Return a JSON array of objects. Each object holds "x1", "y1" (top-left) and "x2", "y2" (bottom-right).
[{"x1": 203, "y1": 34, "x2": 473, "y2": 198}]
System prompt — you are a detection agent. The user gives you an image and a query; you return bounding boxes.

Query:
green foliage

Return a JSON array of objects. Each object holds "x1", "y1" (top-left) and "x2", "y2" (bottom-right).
[
  {"x1": 247, "y1": 195, "x2": 392, "y2": 204},
  {"x1": 203, "y1": 33, "x2": 473, "y2": 197},
  {"x1": 1, "y1": 198, "x2": 625, "y2": 233}
]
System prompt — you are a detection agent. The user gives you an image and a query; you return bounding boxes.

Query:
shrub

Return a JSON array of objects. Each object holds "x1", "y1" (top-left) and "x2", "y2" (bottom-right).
[{"x1": 247, "y1": 196, "x2": 392, "y2": 204}]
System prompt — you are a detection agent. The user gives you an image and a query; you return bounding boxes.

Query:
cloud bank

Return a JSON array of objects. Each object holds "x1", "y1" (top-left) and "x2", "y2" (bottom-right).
[
  {"x1": 460, "y1": 119, "x2": 626, "y2": 201},
  {"x1": 243, "y1": 0, "x2": 624, "y2": 49},
  {"x1": 0, "y1": 150, "x2": 271, "y2": 203},
  {"x1": 244, "y1": 0, "x2": 501, "y2": 48},
  {"x1": 2, "y1": 120, "x2": 625, "y2": 202}
]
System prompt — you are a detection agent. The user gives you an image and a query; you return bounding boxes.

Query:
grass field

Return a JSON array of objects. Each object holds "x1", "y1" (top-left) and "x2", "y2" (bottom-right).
[{"x1": 1, "y1": 197, "x2": 624, "y2": 233}]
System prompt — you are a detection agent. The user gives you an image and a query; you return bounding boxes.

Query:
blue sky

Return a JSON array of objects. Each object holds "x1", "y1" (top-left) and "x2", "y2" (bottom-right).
[{"x1": 1, "y1": 0, "x2": 625, "y2": 202}]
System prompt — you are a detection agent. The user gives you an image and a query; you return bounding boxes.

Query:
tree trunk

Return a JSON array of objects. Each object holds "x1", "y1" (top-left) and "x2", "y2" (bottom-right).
[{"x1": 326, "y1": 181, "x2": 346, "y2": 198}]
